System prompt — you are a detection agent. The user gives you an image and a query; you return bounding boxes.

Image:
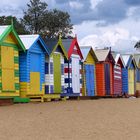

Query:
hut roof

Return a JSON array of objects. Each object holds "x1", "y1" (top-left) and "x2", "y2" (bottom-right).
[
  {"x1": 62, "y1": 37, "x2": 83, "y2": 59},
  {"x1": 0, "y1": 25, "x2": 25, "y2": 51},
  {"x1": 133, "y1": 54, "x2": 140, "y2": 68},
  {"x1": 95, "y1": 49, "x2": 110, "y2": 61},
  {"x1": 80, "y1": 46, "x2": 98, "y2": 62},
  {"x1": 19, "y1": 34, "x2": 49, "y2": 54},
  {"x1": 44, "y1": 37, "x2": 68, "y2": 59}
]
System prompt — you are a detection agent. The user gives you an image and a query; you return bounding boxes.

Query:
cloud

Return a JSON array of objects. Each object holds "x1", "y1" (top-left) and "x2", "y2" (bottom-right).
[
  {"x1": 69, "y1": 1, "x2": 83, "y2": 9},
  {"x1": 74, "y1": 18, "x2": 140, "y2": 53},
  {"x1": 90, "y1": 0, "x2": 103, "y2": 9}
]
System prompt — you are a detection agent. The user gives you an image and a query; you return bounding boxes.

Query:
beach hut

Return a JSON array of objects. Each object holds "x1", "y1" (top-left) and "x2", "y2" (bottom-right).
[
  {"x1": 44, "y1": 36, "x2": 68, "y2": 100},
  {"x1": 61, "y1": 37, "x2": 83, "y2": 97},
  {"x1": 133, "y1": 54, "x2": 140, "y2": 95},
  {"x1": 80, "y1": 46, "x2": 98, "y2": 96},
  {"x1": 0, "y1": 25, "x2": 25, "y2": 99},
  {"x1": 95, "y1": 48, "x2": 115, "y2": 96},
  {"x1": 112, "y1": 53, "x2": 125, "y2": 96},
  {"x1": 19, "y1": 35, "x2": 49, "y2": 102},
  {"x1": 122, "y1": 54, "x2": 136, "y2": 96}
]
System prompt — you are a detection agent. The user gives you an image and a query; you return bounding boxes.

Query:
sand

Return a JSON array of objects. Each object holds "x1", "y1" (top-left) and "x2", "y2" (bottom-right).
[{"x1": 0, "y1": 98, "x2": 140, "y2": 140}]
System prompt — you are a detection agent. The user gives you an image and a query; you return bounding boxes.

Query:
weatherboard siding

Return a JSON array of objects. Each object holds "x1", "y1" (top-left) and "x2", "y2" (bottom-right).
[
  {"x1": 82, "y1": 51, "x2": 97, "y2": 96},
  {"x1": 64, "y1": 48, "x2": 82, "y2": 95},
  {"x1": 0, "y1": 34, "x2": 20, "y2": 97},
  {"x1": 45, "y1": 52, "x2": 65, "y2": 94},
  {"x1": 19, "y1": 40, "x2": 45, "y2": 97}
]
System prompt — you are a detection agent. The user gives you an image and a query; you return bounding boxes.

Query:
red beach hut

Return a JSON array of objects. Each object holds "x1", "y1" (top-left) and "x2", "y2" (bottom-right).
[{"x1": 95, "y1": 48, "x2": 115, "y2": 96}]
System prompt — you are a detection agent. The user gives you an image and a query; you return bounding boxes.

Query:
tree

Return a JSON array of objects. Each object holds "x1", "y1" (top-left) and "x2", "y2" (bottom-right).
[
  {"x1": 0, "y1": 16, "x2": 28, "y2": 34},
  {"x1": 134, "y1": 41, "x2": 140, "y2": 49},
  {"x1": 45, "y1": 9, "x2": 73, "y2": 38},
  {"x1": 22, "y1": 0, "x2": 73, "y2": 38},
  {"x1": 21, "y1": 0, "x2": 48, "y2": 34}
]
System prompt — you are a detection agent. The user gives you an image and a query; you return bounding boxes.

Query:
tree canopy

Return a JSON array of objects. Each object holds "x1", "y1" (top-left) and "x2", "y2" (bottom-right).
[
  {"x1": 21, "y1": 0, "x2": 73, "y2": 38},
  {"x1": 0, "y1": 0, "x2": 73, "y2": 38},
  {"x1": 0, "y1": 16, "x2": 28, "y2": 34}
]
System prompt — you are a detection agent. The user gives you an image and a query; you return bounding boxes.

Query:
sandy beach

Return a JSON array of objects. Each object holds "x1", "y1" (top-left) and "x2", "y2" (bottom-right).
[{"x1": 0, "y1": 98, "x2": 140, "y2": 140}]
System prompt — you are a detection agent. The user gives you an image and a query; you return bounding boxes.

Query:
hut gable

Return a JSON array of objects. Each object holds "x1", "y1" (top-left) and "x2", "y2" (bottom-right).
[
  {"x1": 80, "y1": 46, "x2": 98, "y2": 64},
  {"x1": 112, "y1": 53, "x2": 125, "y2": 68},
  {"x1": 0, "y1": 25, "x2": 25, "y2": 51},
  {"x1": 19, "y1": 35, "x2": 49, "y2": 54},
  {"x1": 62, "y1": 37, "x2": 83, "y2": 59},
  {"x1": 122, "y1": 54, "x2": 136, "y2": 69},
  {"x1": 95, "y1": 49, "x2": 115, "y2": 63},
  {"x1": 45, "y1": 37, "x2": 68, "y2": 59},
  {"x1": 134, "y1": 54, "x2": 140, "y2": 68}
]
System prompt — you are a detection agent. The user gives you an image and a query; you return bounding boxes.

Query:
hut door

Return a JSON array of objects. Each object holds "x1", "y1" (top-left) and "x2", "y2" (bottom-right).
[
  {"x1": 122, "y1": 68, "x2": 128, "y2": 93},
  {"x1": 30, "y1": 53, "x2": 41, "y2": 94},
  {"x1": 1, "y1": 46, "x2": 15, "y2": 91},
  {"x1": 53, "y1": 53, "x2": 61, "y2": 93},
  {"x1": 72, "y1": 57, "x2": 80, "y2": 93},
  {"x1": 85, "y1": 65, "x2": 94, "y2": 96},
  {"x1": 128, "y1": 69, "x2": 135, "y2": 95},
  {"x1": 104, "y1": 63, "x2": 110, "y2": 95}
]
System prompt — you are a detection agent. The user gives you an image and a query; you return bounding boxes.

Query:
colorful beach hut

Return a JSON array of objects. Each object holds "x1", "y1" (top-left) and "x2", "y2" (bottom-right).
[
  {"x1": 44, "y1": 37, "x2": 68, "y2": 100},
  {"x1": 80, "y1": 46, "x2": 98, "y2": 96},
  {"x1": 133, "y1": 54, "x2": 140, "y2": 95},
  {"x1": 112, "y1": 53, "x2": 125, "y2": 96},
  {"x1": 95, "y1": 48, "x2": 115, "y2": 96},
  {"x1": 122, "y1": 54, "x2": 136, "y2": 96},
  {"x1": 61, "y1": 37, "x2": 83, "y2": 97},
  {"x1": 0, "y1": 25, "x2": 25, "y2": 98},
  {"x1": 19, "y1": 35, "x2": 49, "y2": 102}
]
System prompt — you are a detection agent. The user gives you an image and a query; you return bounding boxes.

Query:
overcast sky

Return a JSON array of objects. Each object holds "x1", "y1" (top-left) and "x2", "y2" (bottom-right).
[{"x1": 0, "y1": 0, "x2": 140, "y2": 52}]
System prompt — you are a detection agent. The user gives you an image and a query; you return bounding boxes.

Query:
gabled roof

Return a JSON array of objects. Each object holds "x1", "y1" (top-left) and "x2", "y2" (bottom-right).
[
  {"x1": 133, "y1": 54, "x2": 140, "y2": 68},
  {"x1": 62, "y1": 37, "x2": 83, "y2": 59},
  {"x1": 112, "y1": 52, "x2": 125, "y2": 67},
  {"x1": 80, "y1": 46, "x2": 98, "y2": 62},
  {"x1": 122, "y1": 54, "x2": 136, "y2": 68},
  {"x1": 95, "y1": 49, "x2": 110, "y2": 61},
  {"x1": 0, "y1": 25, "x2": 25, "y2": 51},
  {"x1": 19, "y1": 34, "x2": 49, "y2": 54},
  {"x1": 95, "y1": 48, "x2": 115, "y2": 64},
  {"x1": 45, "y1": 36, "x2": 68, "y2": 59}
]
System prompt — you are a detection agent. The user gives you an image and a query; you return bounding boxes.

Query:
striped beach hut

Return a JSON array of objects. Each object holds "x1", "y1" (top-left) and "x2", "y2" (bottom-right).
[
  {"x1": 44, "y1": 37, "x2": 68, "y2": 100},
  {"x1": 81, "y1": 46, "x2": 98, "y2": 96},
  {"x1": 19, "y1": 35, "x2": 49, "y2": 102},
  {"x1": 112, "y1": 53, "x2": 125, "y2": 96},
  {"x1": 122, "y1": 54, "x2": 136, "y2": 96},
  {"x1": 95, "y1": 48, "x2": 115, "y2": 96},
  {"x1": 133, "y1": 54, "x2": 140, "y2": 95},
  {"x1": 0, "y1": 25, "x2": 25, "y2": 99},
  {"x1": 62, "y1": 37, "x2": 83, "y2": 97}
]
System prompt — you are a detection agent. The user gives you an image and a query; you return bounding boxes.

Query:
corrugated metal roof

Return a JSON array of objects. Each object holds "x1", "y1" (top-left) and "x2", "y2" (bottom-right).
[
  {"x1": 62, "y1": 39, "x2": 73, "y2": 52},
  {"x1": 121, "y1": 54, "x2": 130, "y2": 67},
  {"x1": 0, "y1": 25, "x2": 9, "y2": 35},
  {"x1": 44, "y1": 38, "x2": 58, "y2": 54},
  {"x1": 80, "y1": 46, "x2": 91, "y2": 61},
  {"x1": 95, "y1": 49, "x2": 110, "y2": 61},
  {"x1": 19, "y1": 35, "x2": 39, "y2": 49}
]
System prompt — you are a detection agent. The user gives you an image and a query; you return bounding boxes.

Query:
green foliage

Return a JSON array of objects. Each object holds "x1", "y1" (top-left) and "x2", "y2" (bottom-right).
[
  {"x1": 0, "y1": 16, "x2": 28, "y2": 34},
  {"x1": 22, "y1": 0, "x2": 73, "y2": 38},
  {"x1": 21, "y1": 0, "x2": 48, "y2": 34},
  {"x1": 45, "y1": 9, "x2": 73, "y2": 38}
]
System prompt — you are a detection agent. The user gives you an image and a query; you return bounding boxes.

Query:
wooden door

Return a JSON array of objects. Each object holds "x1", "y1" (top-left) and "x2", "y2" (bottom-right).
[
  {"x1": 1, "y1": 46, "x2": 15, "y2": 91},
  {"x1": 53, "y1": 53, "x2": 61, "y2": 93},
  {"x1": 72, "y1": 57, "x2": 80, "y2": 93},
  {"x1": 104, "y1": 63, "x2": 110, "y2": 95},
  {"x1": 128, "y1": 69, "x2": 135, "y2": 95}
]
